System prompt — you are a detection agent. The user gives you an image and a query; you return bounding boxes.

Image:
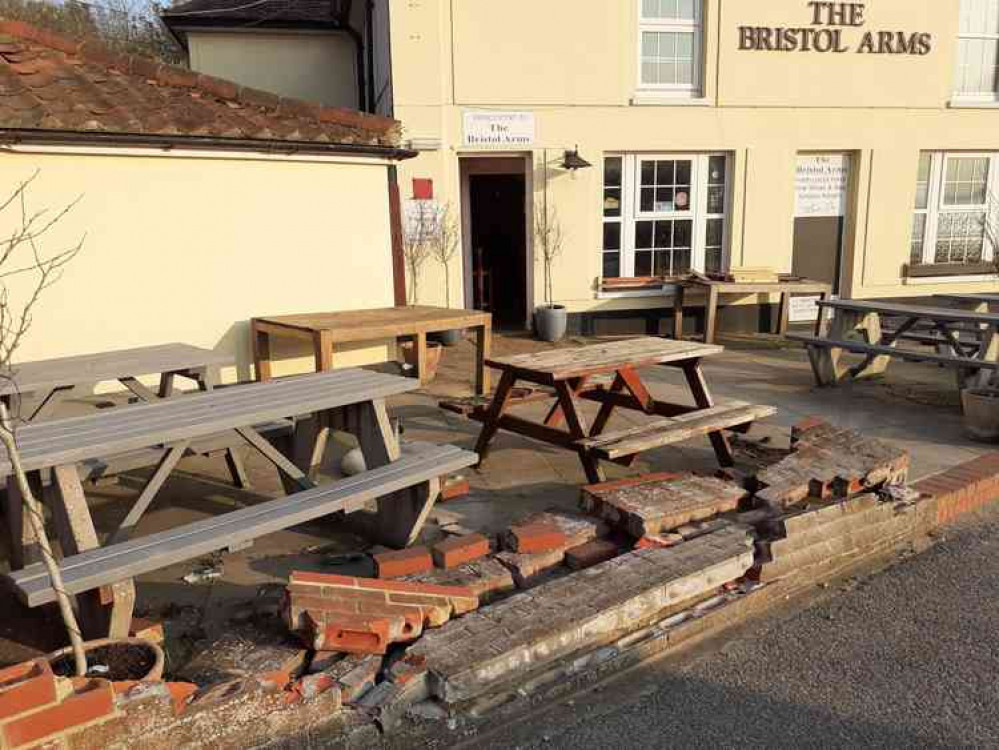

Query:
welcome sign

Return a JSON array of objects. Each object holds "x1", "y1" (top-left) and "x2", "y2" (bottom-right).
[{"x1": 738, "y1": 2, "x2": 932, "y2": 55}]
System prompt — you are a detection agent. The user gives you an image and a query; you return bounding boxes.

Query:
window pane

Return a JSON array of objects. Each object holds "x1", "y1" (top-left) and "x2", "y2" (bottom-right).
[
  {"x1": 936, "y1": 210, "x2": 986, "y2": 263},
  {"x1": 640, "y1": 187, "x2": 655, "y2": 212},
  {"x1": 603, "y1": 253, "x2": 621, "y2": 279},
  {"x1": 707, "y1": 186, "x2": 725, "y2": 214},
  {"x1": 640, "y1": 31, "x2": 696, "y2": 86},
  {"x1": 604, "y1": 157, "x2": 622, "y2": 187},
  {"x1": 604, "y1": 188, "x2": 621, "y2": 217},
  {"x1": 656, "y1": 160, "x2": 674, "y2": 185},
  {"x1": 643, "y1": 0, "x2": 698, "y2": 20},
  {"x1": 910, "y1": 213, "x2": 927, "y2": 265},
  {"x1": 706, "y1": 217, "x2": 724, "y2": 246},
  {"x1": 635, "y1": 251, "x2": 653, "y2": 276},
  {"x1": 955, "y1": 38, "x2": 999, "y2": 94},
  {"x1": 943, "y1": 157, "x2": 990, "y2": 206},
  {"x1": 960, "y1": 0, "x2": 999, "y2": 35},
  {"x1": 641, "y1": 161, "x2": 655, "y2": 185},
  {"x1": 603, "y1": 223, "x2": 621, "y2": 251},
  {"x1": 708, "y1": 155, "x2": 726, "y2": 184},
  {"x1": 914, "y1": 153, "x2": 931, "y2": 209},
  {"x1": 636, "y1": 221, "x2": 654, "y2": 248}
]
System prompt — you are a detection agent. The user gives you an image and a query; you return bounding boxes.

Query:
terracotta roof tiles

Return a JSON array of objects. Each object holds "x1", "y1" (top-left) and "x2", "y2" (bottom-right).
[{"x1": 0, "y1": 20, "x2": 402, "y2": 151}]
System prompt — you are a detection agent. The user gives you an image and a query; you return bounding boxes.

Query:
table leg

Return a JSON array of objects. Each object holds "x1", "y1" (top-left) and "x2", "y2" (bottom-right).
[
  {"x1": 314, "y1": 330, "x2": 334, "y2": 373},
  {"x1": 553, "y1": 381, "x2": 605, "y2": 484},
  {"x1": 704, "y1": 286, "x2": 719, "y2": 344},
  {"x1": 814, "y1": 291, "x2": 831, "y2": 337},
  {"x1": 26, "y1": 387, "x2": 75, "y2": 421},
  {"x1": 543, "y1": 376, "x2": 590, "y2": 427},
  {"x1": 672, "y1": 285, "x2": 686, "y2": 340},
  {"x1": 589, "y1": 374, "x2": 625, "y2": 437},
  {"x1": 4, "y1": 471, "x2": 43, "y2": 570},
  {"x1": 972, "y1": 324, "x2": 999, "y2": 389},
  {"x1": 283, "y1": 415, "x2": 331, "y2": 492},
  {"x1": 252, "y1": 320, "x2": 273, "y2": 382},
  {"x1": 681, "y1": 361, "x2": 734, "y2": 467},
  {"x1": 475, "y1": 324, "x2": 492, "y2": 395},
  {"x1": 474, "y1": 371, "x2": 516, "y2": 465},
  {"x1": 813, "y1": 309, "x2": 862, "y2": 386},
  {"x1": 415, "y1": 332, "x2": 429, "y2": 386},
  {"x1": 108, "y1": 441, "x2": 191, "y2": 545},
  {"x1": 158, "y1": 372, "x2": 176, "y2": 399},
  {"x1": 51, "y1": 464, "x2": 135, "y2": 639},
  {"x1": 852, "y1": 312, "x2": 891, "y2": 379},
  {"x1": 777, "y1": 293, "x2": 791, "y2": 336}
]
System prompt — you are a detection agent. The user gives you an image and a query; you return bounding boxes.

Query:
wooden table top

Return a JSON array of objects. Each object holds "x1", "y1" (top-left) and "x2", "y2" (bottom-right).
[
  {"x1": 0, "y1": 369, "x2": 416, "y2": 479},
  {"x1": 936, "y1": 293, "x2": 999, "y2": 305},
  {"x1": 487, "y1": 337, "x2": 723, "y2": 381},
  {"x1": 0, "y1": 343, "x2": 232, "y2": 397},
  {"x1": 818, "y1": 298, "x2": 999, "y2": 325},
  {"x1": 683, "y1": 277, "x2": 831, "y2": 294},
  {"x1": 254, "y1": 306, "x2": 491, "y2": 342}
]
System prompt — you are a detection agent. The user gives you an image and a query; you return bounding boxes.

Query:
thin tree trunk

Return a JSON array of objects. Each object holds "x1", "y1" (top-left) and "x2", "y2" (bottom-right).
[{"x1": 0, "y1": 403, "x2": 87, "y2": 676}]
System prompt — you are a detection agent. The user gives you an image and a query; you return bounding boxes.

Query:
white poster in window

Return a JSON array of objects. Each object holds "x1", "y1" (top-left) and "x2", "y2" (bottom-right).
[
  {"x1": 463, "y1": 111, "x2": 535, "y2": 147},
  {"x1": 795, "y1": 154, "x2": 849, "y2": 218},
  {"x1": 403, "y1": 200, "x2": 441, "y2": 243},
  {"x1": 789, "y1": 295, "x2": 821, "y2": 323}
]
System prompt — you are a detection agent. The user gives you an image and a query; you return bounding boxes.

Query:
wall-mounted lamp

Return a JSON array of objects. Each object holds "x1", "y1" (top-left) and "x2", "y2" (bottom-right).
[{"x1": 562, "y1": 146, "x2": 592, "y2": 171}]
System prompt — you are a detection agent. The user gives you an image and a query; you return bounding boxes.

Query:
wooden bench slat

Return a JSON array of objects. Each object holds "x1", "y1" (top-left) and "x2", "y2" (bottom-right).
[
  {"x1": 7, "y1": 442, "x2": 477, "y2": 607},
  {"x1": 578, "y1": 402, "x2": 776, "y2": 461},
  {"x1": 787, "y1": 334, "x2": 999, "y2": 370}
]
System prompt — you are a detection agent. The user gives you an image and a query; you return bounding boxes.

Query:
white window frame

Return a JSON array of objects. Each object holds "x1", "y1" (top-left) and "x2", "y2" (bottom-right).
[
  {"x1": 601, "y1": 153, "x2": 729, "y2": 283},
  {"x1": 636, "y1": 0, "x2": 703, "y2": 97},
  {"x1": 953, "y1": 0, "x2": 999, "y2": 102},
  {"x1": 911, "y1": 151, "x2": 998, "y2": 270}
]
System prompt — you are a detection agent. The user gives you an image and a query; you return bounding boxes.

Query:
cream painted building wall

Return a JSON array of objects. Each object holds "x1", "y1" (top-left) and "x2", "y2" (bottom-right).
[
  {"x1": 187, "y1": 31, "x2": 359, "y2": 109},
  {"x1": 0, "y1": 147, "x2": 395, "y2": 381},
  {"x1": 387, "y1": 0, "x2": 999, "y2": 322}
]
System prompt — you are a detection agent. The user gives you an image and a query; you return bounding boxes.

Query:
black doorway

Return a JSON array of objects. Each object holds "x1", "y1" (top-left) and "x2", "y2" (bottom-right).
[{"x1": 468, "y1": 173, "x2": 527, "y2": 329}]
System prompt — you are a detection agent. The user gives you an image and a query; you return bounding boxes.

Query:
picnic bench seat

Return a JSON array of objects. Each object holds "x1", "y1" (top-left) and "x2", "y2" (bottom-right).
[
  {"x1": 6, "y1": 442, "x2": 476, "y2": 608},
  {"x1": 786, "y1": 334, "x2": 999, "y2": 372},
  {"x1": 577, "y1": 402, "x2": 777, "y2": 461},
  {"x1": 439, "y1": 375, "x2": 615, "y2": 418}
]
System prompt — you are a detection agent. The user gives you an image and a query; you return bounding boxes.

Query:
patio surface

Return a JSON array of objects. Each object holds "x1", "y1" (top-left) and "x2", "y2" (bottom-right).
[{"x1": 0, "y1": 331, "x2": 989, "y2": 672}]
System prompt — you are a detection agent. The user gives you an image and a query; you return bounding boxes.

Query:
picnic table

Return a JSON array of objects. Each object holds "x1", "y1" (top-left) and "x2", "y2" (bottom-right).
[
  {"x1": 936, "y1": 293, "x2": 999, "y2": 312},
  {"x1": 788, "y1": 299, "x2": 999, "y2": 388},
  {"x1": 3, "y1": 369, "x2": 476, "y2": 638},
  {"x1": 251, "y1": 306, "x2": 492, "y2": 394},
  {"x1": 672, "y1": 276, "x2": 832, "y2": 344},
  {"x1": 443, "y1": 338, "x2": 775, "y2": 484}
]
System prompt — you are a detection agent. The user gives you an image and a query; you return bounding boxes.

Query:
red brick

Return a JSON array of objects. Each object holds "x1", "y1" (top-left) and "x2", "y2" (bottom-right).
[
  {"x1": 256, "y1": 670, "x2": 291, "y2": 690},
  {"x1": 505, "y1": 523, "x2": 567, "y2": 553},
  {"x1": 373, "y1": 547, "x2": 434, "y2": 579},
  {"x1": 564, "y1": 538, "x2": 620, "y2": 570},
  {"x1": 2, "y1": 679, "x2": 114, "y2": 748},
  {"x1": 307, "y1": 611, "x2": 402, "y2": 654},
  {"x1": 0, "y1": 659, "x2": 57, "y2": 721},
  {"x1": 581, "y1": 473, "x2": 682, "y2": 497},
  {"x1": 431, "y1": 533, "x2": 490, "y2": 569},
  {"x1": 165, "y1": 682, "x2": 197, "y2": 715},
  {"x1": 129, "y1": 617, "x2": 164, "y2": 645},
  {"x1": 291, "y1": 571, "x2": 477, "y2": 600},
  {"x1": 440, "y1": 476, "x2": 470, "y2": 501},
  {"x1": 635, "y1": 533, "x2": 684, "y2": 550}
]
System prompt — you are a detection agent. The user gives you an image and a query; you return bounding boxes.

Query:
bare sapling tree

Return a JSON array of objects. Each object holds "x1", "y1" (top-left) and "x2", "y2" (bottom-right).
[
  {"x1": 428, "y1": 203, "x2": 460, "y2": 308},
  {"x1": 403, "y1": 199, "x2": 436, "y2": 305},
  {"x1": 0, "y1": 171, "x2": 86, "y2": 674},
  {"x1": 534, "y1": 202, "x2": 564, "y2": 309}
]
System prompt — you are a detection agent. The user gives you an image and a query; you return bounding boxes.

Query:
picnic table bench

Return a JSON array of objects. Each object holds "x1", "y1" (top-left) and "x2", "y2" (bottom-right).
[
  {"x1": 252, "y1": 306, "x2": 492, "y2": 394},
  {"x1": 3, "y1": 369, "x2": 476, "y2": 638},
  {"x1": 444, "y1": 338, "x2": 775, "y2": 484},
  {"x1": 788, "y1": 299, "x2": 999, "y2": 388}
]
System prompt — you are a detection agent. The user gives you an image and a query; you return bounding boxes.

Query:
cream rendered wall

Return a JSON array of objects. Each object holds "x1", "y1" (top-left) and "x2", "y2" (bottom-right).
[
  {"x1": 187, "y1": 31, "x2": 359, "y2": 109},
  {"x1": 0, "y1": 149, "x2": 395, "y2": 382},
  {"x1": 390, "y1": 0, "x2": 999, "y2": 319}
]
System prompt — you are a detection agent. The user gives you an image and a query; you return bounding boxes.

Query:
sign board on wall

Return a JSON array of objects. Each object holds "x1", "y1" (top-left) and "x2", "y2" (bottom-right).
[
  {"x1": 463, "y1": 112, "x2": 535, "y2": 147},
  {"x1": 789, "y1": 295, "x2": 821, "y2": 323},
  {"x1": 795, "y1": 154, "x2": 849, "y2": 218}
]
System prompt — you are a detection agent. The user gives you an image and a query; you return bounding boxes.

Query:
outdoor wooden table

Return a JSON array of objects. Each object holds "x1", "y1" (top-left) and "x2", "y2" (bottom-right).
[
  {"x1": 2, "y1": 369, "x2": 470, "y2": 638},
  {"x1": 935, "y1": 293, "x2": 999, "y2": 312},
  {"x1": 252, "y1": 306, "x2": 492, "y2": 394},
  {"x1": 468, "y1": 337, "x2": 775, "y2": 484},
  {"x1": 672, "y1": 277, "x2": 832, "y2": 344},
  {"x1": 789, "y1": 298, "x2": 999, "y2": 388}
]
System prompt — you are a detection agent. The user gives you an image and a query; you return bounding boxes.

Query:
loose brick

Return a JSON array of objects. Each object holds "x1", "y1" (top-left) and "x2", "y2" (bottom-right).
[
  {"x1": 565, "y1": 539, "x2": 620, "y2": 570},
  {"x1": 495, "y1": 548, "x2": 565, "y2": 587},
  {"x1": 635, "y1": 533, "x2": 684, "y2": 550},
  {"x1": 129, "y1": 617, "x2": 165, "y2": 645},
  {"x1": 2, "y1": 679, "x2": 114, "y2": 748},
  {"x1": 289, "y1": 571, "x2": 479, "y2": 615},
  {"x1": 404, "y1": 557, "x2": 515, "y2": 601},
  {"x1": 0, "y1": 659, "x2": 57, "y2": 722},
  {"x1": 303, "y1": 611, "x2": 405, "y2": 654},
  {"x1": 440, "y1": 476, "x2": 470, "y2": 501},
  {"x1": 503, "y1": 522, "x2": 567, "y2": 553},
  {"x1": 374, "y1": 546, "x2": 434, "y2": 579},
  {"x1": 323, "y1": 654, "x2": 381, "y2": 704},
  {"x1": 431, "y1": 533, "x2": 490, "y2": 569}
]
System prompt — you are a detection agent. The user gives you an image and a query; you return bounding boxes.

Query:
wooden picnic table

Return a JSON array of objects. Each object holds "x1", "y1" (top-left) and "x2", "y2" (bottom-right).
[
  {"x1": 788, "y1": 298, "x2": 999, "y2": 389},
  {"x1": 935, "y1": 293, "x2": 999, "y2": 312},
  {"x1": 251, "y1": 306, "x2": 492, "y2": 394},
  {"x1": 672, "y1": 276, "x2": 832, "y2": 344},
  {"x1": 3, "y1": 369, "x2": 476, "y2": 638},
  {"x1": 454, "y1": 338, "x2": 775, "y2": 484}
]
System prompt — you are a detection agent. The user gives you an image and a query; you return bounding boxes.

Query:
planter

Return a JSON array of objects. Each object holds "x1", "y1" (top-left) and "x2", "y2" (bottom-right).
[
  {"x1": 430, "y1": 329, "x2": 464, "y2": 347},
  {"x1": 400, "y1": 341, "x2": 444, "y2": 381},
  {"x1": 961, "y1": 387, "x2": 999, "y2": 442},
  {"x1": 48, "y1": 637, "x2": 165, "y2": 682},
  {"x1": 534, "y1": 305, "x2": 568, "y2": 343}
]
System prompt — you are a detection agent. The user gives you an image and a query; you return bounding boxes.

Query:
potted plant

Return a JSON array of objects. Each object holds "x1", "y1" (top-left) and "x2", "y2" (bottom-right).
[
  {"x1": 428, "y1": 203, "x2": 463, "y2": 347},
  {"x1": 961, "y1": 190, "x2": 999, "y2": 440},
  {"x1": 533, "y1": 201, "x2": 567, "y2": 342},
  {"x1": 47, "y1": 637, "x2": 165, "y2": 682},
  {"x1": 401, "y1": 199, "x2": 443, "y2": 379}
]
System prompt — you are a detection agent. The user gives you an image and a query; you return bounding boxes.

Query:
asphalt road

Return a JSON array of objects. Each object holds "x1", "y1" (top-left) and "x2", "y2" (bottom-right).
[{"x1": 473, "y1": 504, "x2": 999, "y2": 750}]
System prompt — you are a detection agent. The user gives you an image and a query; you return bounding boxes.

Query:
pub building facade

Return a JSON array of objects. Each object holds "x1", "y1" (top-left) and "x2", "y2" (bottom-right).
[{"x1": 167, "y1": 0, "x2": 999, "y2": 333}]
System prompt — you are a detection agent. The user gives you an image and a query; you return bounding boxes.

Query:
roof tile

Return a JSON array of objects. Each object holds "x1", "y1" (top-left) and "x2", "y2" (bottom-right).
[{"x1": 0, "y1": 20, "x2": 401, "y2": 149}]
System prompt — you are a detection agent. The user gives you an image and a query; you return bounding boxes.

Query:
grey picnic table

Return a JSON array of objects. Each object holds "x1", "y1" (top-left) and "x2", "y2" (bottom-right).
[
  {"x1": 457, "y1": 337, "x2": 775, "y2": 484},
  {"x1": 935, "y1": 293, "x2": 999, "y2": 312},
  {"x1": 3, "y1": 369, "x2": 476, "y2": 639},
  {"x1": 788, "y1": 298, "x2": 999, "y2": 389}
]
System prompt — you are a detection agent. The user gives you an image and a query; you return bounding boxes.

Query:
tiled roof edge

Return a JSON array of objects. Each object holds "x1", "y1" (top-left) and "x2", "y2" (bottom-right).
[{"x1": 0, "y1": 19, "x2": 400, "y2": 141}]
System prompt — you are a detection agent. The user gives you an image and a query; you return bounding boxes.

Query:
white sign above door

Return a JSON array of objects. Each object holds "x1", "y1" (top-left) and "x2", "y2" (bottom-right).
[
  {"x1": 463, "y1": 112, "x2": 535, "y2": 147},
  {"x1": 795, "y1": 154, "x2": 849, "y2": 218}
]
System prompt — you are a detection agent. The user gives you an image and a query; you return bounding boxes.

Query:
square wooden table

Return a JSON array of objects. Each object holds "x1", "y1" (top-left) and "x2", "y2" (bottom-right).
[{"x1": 252, "y1": 306, "x2": 492, "y2": 394}]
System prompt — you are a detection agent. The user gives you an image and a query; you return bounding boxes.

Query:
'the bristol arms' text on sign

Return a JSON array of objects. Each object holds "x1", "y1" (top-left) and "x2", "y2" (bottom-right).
[{"x1": 738, "y1": 2, "x2": 931, "y2": 55}]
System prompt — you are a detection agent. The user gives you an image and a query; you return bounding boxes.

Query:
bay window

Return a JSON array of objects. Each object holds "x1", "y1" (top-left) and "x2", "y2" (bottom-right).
[
  {"x1": 954, "y1": 0, "x2": 999, "y2": 100},
  {"x1": 602, "y1": 153, "x2": 729, "y2": 283},
  {"x1": 638, "y1": 0, "x2": 702, "y2": 96},
  {"x1": 910, "y1": 151, "x2": 997, "y2": 274}
]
